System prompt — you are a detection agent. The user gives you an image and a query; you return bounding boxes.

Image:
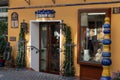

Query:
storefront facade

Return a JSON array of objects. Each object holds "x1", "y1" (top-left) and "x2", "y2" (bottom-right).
[{"x1": 8, "y1": 0, "x2": 120, "y2": 79}]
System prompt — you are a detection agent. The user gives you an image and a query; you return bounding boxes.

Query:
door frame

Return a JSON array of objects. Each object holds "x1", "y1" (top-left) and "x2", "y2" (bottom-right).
[{"x1": 30, "y1": 20, "x2": 63, "y2": 73}]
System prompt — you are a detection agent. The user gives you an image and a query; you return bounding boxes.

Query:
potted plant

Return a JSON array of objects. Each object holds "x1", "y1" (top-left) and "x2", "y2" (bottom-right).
[
  {"x1": 0, "y1": 35, "x2": 7, "y2": 67},
  {"x1": 0, "y1": 21, "x2": 8, "y2": 67},
  {"x1": 62, "y1": 25, "x2": 75, "y2": 77},
  {"x1": 112, "y1": 71, "x2": 120, "y2": 80}
]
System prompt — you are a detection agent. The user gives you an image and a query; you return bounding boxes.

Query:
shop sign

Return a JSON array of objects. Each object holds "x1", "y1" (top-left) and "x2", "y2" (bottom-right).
[
  {"x1": 113, "y1": 7, "x2": 120, "y2": 14},
  {"x1": 35, "y1": 9, "x2": 56, "y2": 19},
  {"x1": 10, "y1": 36, "x2": 16, "y2": 41}
]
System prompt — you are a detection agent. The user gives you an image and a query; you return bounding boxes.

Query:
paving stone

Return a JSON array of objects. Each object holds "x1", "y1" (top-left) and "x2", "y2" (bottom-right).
[{"x1": 0, "y1": 68, "x2": 78, "y2": 80}]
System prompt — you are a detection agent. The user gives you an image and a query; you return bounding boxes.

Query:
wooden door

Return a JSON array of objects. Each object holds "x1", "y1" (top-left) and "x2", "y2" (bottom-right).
[{"x1": 39, "y1": 22, "x2": 60, "y2": 74}]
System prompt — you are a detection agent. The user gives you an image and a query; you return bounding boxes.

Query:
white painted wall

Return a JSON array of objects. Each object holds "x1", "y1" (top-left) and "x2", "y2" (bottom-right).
[{"x1": 30, "y1": 22, "x2": 39, "y2": 71}]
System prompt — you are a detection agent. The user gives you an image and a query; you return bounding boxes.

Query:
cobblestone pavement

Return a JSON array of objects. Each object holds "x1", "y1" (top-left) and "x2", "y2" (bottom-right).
[{"x1": 0, "y1": 68, "x2": 78, "y2": 80}]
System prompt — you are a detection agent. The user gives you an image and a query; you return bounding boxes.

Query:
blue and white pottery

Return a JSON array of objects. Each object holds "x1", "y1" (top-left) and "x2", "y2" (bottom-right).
[
  {"x1": 102, "y1": 39, "x2": 111, "y2": 45},
  {"x1": 104, "y1": 24, "x2": 111, "y2": 28},
  {"x1": 104, "y1": 30, "x2": 110, "y2": 34},
  {"x1": 102, "y1": 52, "x2": 111, "y2": 57},
  {"x1": 101, "y1": 58, "x2": 112, "y2": 66}
]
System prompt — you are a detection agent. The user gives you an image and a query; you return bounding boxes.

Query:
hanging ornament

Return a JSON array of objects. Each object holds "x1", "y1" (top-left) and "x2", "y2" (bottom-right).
[
  {"x1": 24, "y1": 0, "x2": 30, "y2": 5},
  {"x1": 52, "y1": 0, "x2": 56, "y2": 4}
]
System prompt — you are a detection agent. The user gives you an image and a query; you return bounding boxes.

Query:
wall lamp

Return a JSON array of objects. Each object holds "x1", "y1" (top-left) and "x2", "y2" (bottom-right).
[{"x1": 21, "y1": 19, "x2": 28, "y2": 33}]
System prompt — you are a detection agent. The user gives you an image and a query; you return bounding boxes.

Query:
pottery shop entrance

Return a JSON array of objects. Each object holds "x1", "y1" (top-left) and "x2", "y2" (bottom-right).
[{"x1": 30, "y1": 20, "x2": 63, "y2": 74}]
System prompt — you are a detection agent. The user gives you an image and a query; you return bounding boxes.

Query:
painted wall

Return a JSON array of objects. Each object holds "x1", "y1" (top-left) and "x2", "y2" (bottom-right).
[
  {"x1": 9, "y1": 0, "x2": 112, "y2": 7},
  {"x1": 111, "y1": 14, "x2": 120, "y2": 72},
  {"x1": 8, "y1": 0, "x2": 120, "y2": 76}
]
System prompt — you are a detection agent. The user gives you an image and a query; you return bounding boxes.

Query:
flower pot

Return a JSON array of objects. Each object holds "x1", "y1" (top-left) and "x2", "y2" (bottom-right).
[{"x1": 0, "y1": 59, "x2": 5, "y2": 67}]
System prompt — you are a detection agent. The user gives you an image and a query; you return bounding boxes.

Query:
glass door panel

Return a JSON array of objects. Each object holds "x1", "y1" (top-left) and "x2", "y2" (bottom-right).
[
  {"x1": 40, "y1": 25, "x2": 47, "y2": 71},
  {"x1": 49, "y1": 23, "x2": 60, "y2": 72}
]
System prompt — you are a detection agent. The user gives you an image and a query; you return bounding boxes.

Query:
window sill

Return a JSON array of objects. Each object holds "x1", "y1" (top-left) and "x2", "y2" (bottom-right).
[{"x1": 80, "y1": 61, "x2": 102, "y2": 67}]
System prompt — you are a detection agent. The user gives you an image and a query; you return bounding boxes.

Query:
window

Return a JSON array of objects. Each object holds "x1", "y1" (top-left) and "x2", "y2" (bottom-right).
[
  {"x1": 80, "y1": 13, "x2": 105, "y2": 63},
  {"x1": 11, "y1": 12, "x2": 18, "y2": 28},
  {"x1": 0, "y1": 8, "x2": 8, "y2": 12},
  {"x1": 2, "y1": 8, "x2": 8, "y2": 12},
  {"x1": 78, "y1": 9, "x2": 110, "y2": 64},
  {"x1": 0, "y1": 8, "x2": 2, "y2": 12}
]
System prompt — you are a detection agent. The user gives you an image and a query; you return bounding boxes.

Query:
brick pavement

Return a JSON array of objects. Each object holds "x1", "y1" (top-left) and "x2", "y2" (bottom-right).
[{"x1": 0, "y1": 68, "x2": 78, "y2": 80}]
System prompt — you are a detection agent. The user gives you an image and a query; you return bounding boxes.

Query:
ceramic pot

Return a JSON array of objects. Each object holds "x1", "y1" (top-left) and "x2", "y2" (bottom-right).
[
  {"x1": 0, "y1": 59, "x2": 5, "y2": 67},
  {"x1": 101, "y1": 58, "x2": 112, "y2": 66},
  {"x1": 83, "y1": 49, "x2": 90, "y2": 61}
]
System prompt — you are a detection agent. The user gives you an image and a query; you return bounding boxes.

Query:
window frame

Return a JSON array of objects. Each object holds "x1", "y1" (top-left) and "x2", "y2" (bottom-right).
[
  {"x1": 77, "y1": 8, "x2": 111, "y2": 65},
  {"x1": 11, "y1": 12, "x2": 19, "y2": 28}
]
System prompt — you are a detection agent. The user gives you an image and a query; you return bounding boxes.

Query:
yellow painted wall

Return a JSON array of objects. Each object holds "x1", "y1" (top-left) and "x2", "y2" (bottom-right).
[
  {"x1": 8, "y1": 0, "x2": 120, "y2": 77},
  {"x1": 111, "y1": 14, "x2": 120, "y2": 72},
  {"x1": 9, "y1": 0, "x2": 112, "y2": 8}
]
